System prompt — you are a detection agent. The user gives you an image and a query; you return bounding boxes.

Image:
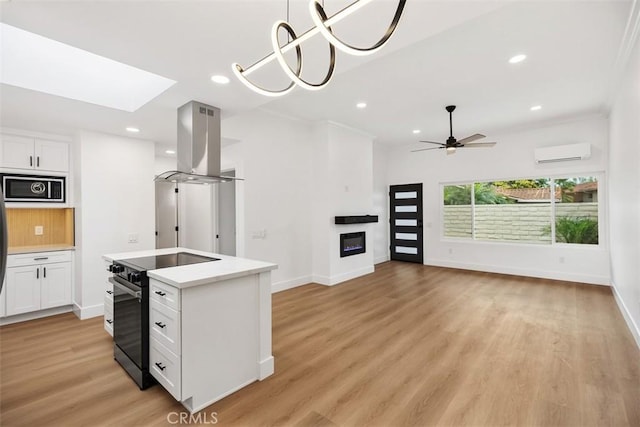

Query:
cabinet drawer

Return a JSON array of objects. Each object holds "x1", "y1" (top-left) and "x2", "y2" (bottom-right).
[
  {"x1": 150, "y1": 299, "x2": 181, "y2": 355},
  {"x1": 8, "y1": 251, "x2": 72, "y2": 267},
  {"x1": 104, "y1": 284, "x2": 114, "y2": 303},
  {"x1": 150, "y1": 279, "x2": 180, "y2": 311},
  {"x1": 150, "y1": 337, "x2": 181, "y2": 400},
  {"x1": 104, "y1": 305, "x2": 114, "y2": 337}
]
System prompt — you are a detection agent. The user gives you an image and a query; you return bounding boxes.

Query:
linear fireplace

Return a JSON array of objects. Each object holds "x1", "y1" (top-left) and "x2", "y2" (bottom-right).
[{"x1": 340, "y1": 232, "x2": 366, "y2": 258}]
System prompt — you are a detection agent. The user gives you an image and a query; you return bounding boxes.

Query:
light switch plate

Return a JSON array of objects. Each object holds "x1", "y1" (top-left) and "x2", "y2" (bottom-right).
[{"x1": 128, "y1": 233, "x2": 139, "y2": 243}]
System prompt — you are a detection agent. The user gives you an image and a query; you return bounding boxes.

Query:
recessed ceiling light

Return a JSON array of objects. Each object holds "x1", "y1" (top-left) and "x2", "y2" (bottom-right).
[
  {"x1": 210, "y1": 75, "x2": 230, "y2": 84},
  {"x1": 356, "y1": 102, "x2": 367, "y2": 109},
  {"x1": 165, "y1": 150, "x2": 176, "y2": 155},
  {"x1": 126, "y1": 127, "x2": 140, "y2": 133},
  {"x1": 509, "y1": 54, "x2": 527, "y2": 64},
  {"x1": 530, "y1": 105, "x2": 542, "y2": 111},
  {"x1": 412, "y1": 130, "x2": 421, "y2": 134},
  {"x1": 0, "y1": 23, "x2": 175, "y2": 112}
]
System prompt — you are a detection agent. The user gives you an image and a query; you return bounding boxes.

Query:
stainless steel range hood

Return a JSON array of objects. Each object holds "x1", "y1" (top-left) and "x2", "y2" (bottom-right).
[{"x1": 155, "y1": 101, "x2": 240, "y2": 184}]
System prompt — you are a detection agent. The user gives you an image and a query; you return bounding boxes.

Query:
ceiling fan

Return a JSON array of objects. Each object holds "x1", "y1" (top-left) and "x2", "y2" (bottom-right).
[{"x1": 412, "y1": 105, "x2": 496, "y2": 155}]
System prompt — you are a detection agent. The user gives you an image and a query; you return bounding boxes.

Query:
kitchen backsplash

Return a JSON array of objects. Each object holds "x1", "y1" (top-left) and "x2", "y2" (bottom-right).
[{"x1": 6, "y1": 208, "x2": 74, "y2": 248}]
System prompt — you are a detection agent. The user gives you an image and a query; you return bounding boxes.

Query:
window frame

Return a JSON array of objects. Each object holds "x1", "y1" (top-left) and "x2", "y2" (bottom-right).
[{"x1": 440, "y1": 172, "x2": 605, "y2": 248}]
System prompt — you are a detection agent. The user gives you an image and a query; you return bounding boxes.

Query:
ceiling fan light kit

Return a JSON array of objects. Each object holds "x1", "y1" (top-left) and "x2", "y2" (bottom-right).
[
  {"x1": 412, "y1": 105, "x2": 497, "y2": 155},
  {"x1": 232, "y1": 0, "x2": 407, "y2": 97}
]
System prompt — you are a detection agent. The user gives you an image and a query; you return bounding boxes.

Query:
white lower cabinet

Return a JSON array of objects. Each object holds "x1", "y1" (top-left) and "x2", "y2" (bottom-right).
[
  {"x1": 5, "y1": 266, "x2": 41, "y2": 315},
  {"x1": 40, "y1": 262, "x2": 72, "y2": 309},
  {"x1": 149, "y1": 280, "x2": 183, "y2": 400},
  {"x1": 103, "y1": 260, "x2": 114, "y2": 336},
  {"x1": 150, "y1": 337, "x2": 182, "y2": 400},
  {"x1": 5, "y1": 251, "x2": 72, "y2": 317},
  {"x1": 150, "y1": 299, "x2": 181, "y2": 354},
  {"x1": 104, "y1": 292, "x2": 114, "y2": 336}
]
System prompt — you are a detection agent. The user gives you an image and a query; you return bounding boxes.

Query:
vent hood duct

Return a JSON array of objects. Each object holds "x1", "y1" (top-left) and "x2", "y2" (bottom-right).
[{"x1": 154, "y1": 101, "x2": 240, "y2": 184}]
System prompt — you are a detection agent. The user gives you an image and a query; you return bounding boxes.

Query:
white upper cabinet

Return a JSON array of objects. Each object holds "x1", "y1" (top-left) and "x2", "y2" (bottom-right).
[
  {"x1": 1, "y1": 134, "x2": 69, "y2": 173},
  {"x1": 1, "y1": 134, "x2": 34, "y2": 170},
  {"x1": 34, "y1": 140, "x2": 70, "y2": 172}
]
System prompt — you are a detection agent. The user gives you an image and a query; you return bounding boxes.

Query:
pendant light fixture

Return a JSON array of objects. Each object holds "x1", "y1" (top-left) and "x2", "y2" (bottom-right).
[{"x1": 232, "y1": 0, "x2": 406, "y2": 97}]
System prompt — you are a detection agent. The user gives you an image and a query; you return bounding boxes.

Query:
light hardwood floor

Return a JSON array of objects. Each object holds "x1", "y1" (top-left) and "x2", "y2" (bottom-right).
[{"x1": 1, "y1": 262, "x2": 639, "y2": 426}]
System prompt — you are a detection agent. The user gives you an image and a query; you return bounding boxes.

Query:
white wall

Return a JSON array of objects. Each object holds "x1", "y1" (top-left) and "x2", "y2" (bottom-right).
[
  {"x1": 608, "y1": 34, "x2": 640, "y2": 347},
  {"x1": 74, "y1": 131, "x2": 155, "y2": 318},
  {"x1": 385, "y1": 115, "x2": 611, "y2": 285},
  {"x1": 373, "y1": 142, "x2": 390, "y2": 264},
  {"x1": 222, "y1": 110, "x2": 314, "y2": 292},
  {"x1": 310, "y1": 122, "x2": 375, "y2": 285}
]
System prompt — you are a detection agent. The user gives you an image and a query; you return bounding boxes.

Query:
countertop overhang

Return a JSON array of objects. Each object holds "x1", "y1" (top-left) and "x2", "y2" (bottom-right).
[{"x1": 103, "y1": 247, "x2": 277, "y2": 289}]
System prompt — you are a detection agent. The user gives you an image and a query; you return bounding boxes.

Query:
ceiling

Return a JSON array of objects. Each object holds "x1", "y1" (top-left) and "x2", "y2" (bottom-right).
[{"x1": 0, "y1": 1, "x2": 632, "y2": 151}]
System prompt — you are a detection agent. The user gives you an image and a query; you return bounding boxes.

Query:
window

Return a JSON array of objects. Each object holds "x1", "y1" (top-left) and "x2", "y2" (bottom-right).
[
  {"x1": 442, "y1": 176, "x2": 599, "y2": 245},
  {"x1": 443, "y1": 184, "x2": 472, "y2": 238},
  {"x1": 554, "y1": 176, "x2": 599, "y2": 244}
]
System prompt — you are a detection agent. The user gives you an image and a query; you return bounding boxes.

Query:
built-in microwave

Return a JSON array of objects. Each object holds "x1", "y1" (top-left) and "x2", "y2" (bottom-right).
[{"x1": 1, "y1": 173, "x2": 65, "y2": 203}]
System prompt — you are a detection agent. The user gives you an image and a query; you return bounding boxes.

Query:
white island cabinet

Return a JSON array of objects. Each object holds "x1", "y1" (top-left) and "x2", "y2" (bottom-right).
[{"x1": 103, "y1": 247, "x2": 277, "y2": 413}]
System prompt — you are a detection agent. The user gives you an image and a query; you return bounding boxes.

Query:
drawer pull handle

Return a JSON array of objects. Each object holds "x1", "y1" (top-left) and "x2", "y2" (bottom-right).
[
  {"x1": 106, "y1": 319, "x2": 113, "y2": 324},
  {"x1": 155, "y1": 321, "x2": 166, "y2": 328},
  {"x1": 155, "y1": 362, "x2": 166, "y2": 371},
  {"x1": 155, "y1": 291, "x2": 166, "y2": 297},
  {"x1": 34, "y1": 257, "x2": 49, "y2": 261},
  {"x1": 106, "y1": 290, "x2": 113, "y2": 295}
]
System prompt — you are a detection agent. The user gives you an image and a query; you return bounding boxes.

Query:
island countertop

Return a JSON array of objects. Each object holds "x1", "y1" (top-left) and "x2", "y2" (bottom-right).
[{"x1": 103, "y1": 247, "x2": 277, "y2": 289}]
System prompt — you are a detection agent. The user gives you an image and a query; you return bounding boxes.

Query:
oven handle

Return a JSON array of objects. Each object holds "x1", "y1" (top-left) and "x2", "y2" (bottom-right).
[{"x1": 109, "y1": 277, "x2": 142, "y2": 299}]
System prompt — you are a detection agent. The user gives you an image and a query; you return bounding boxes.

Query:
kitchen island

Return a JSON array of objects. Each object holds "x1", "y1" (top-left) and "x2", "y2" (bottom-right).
[{"x1": 103, "y1": 247, "x2": 277, "y2": 413}]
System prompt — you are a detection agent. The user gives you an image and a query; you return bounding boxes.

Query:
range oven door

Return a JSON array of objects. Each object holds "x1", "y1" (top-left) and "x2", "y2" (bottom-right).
[{"x1": 110, "y1": 276, "x2": 143, "y2": 369}]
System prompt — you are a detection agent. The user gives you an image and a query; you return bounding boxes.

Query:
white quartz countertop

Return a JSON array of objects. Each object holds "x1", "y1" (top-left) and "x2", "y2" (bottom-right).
[
  {"x1": 9, "y1": 244, "x2": 75, "y2": 255},
  {"x1": 103, "y1": 247, "x2": 277, "y2": 289}
]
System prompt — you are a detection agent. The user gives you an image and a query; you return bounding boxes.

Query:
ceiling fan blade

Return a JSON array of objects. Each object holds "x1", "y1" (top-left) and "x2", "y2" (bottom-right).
[
  {"x1": 411, "y1": 146, "x2": 445, "y2": 152},
  {"x1": 456, "y1": 133, "x2": 486, "y2": 145},
  {"x1": 461, "y1": 142, "x2": 497, "y2": 148},
  {"x1": 418, "y1": 140, "x2": 446, "y2": 146}
]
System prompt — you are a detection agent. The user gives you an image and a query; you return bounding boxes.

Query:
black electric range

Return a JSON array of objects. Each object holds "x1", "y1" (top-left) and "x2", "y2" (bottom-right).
[{"x1": 109, "y1": 251, "x2": 220, "y2": 389}]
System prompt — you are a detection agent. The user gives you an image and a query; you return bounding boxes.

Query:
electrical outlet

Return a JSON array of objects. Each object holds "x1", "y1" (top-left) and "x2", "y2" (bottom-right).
[
  {"x1": 559, "y1": 256, "x2": 565, "y2": 264},
  {"x1": 448, "y1": 248, "x2": 453, "y2": 255},
  {"x1": 128, "y1": 233, "x2": 139, "y2": 243},
  {"x1": 252, "y1": 229, "x2": 267, "y2": 239},
  {"x1": 34, "y1": 225, "x2": 44, "y2": 235}
]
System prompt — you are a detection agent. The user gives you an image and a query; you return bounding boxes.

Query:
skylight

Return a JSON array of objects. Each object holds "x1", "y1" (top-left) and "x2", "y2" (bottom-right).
[{"x1": 0, "y1": 23, "x2": 176, "y2": 112}]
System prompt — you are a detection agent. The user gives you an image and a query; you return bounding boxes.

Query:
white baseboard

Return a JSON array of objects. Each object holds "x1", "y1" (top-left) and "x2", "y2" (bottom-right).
[
  {"x1": 272, "y1": 275, "x2": 312, "y2": 293},
  {"x1": 0, "y1": 305, "x2": 72, "y2": 325},
  {"x1": 258, "y1": 355, "x2": 275, "y2": 380},
  {"x1": 611, "y1": 283, "x2": 640, "y2": 351},
  {"x1": 311, "y1": 274, "x2": 330, "y2": 286},
  {"x1": 320, "y1": 266, "x2": 375, "y2": 286},
  {"x1": 72, "y1": 302, "x2": 104, "y2": 320},
  {"x1": 375, "y1": 255, "x2": 389, "y2": 265},
  {"x1": 426, "y1": 259, "x2": 610, "y2": 286}
]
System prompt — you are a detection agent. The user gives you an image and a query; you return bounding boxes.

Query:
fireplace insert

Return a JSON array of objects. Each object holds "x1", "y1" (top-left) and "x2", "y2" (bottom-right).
[{"x1": 340, "y1": 232, "x2": 366, "y2": 257}]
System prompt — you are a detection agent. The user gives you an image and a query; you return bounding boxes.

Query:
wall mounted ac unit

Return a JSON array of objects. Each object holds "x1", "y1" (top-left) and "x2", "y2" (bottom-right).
[{"x1": 534, "y1": 143, "x2": 591, "y2": 164}]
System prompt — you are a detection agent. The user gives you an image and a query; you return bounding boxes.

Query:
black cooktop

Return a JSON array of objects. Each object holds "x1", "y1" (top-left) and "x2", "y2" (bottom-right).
[{"x1": 117, "y1": 252, "x2": 220, "y2": 272}]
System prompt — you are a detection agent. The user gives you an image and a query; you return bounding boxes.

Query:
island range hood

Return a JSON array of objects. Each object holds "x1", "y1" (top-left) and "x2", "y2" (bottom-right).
[{"x1": 155, "y1": 101, "x2": 240, "y2": 184}]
